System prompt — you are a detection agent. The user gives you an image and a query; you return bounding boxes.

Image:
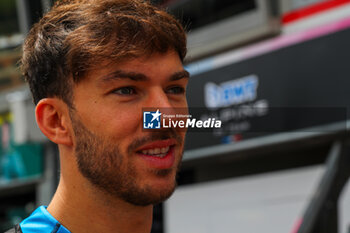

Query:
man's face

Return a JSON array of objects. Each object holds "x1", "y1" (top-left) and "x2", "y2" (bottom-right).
[{"x1": 69, "y1": 51, "x2": 189, "y2": 206}]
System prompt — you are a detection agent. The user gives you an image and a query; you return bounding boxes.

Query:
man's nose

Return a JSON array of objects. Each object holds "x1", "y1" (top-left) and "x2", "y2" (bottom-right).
[
  {"x1": 147, "y1": 87, "x2": 173, "y2": 109},
  {"x1": 146, "y1": 87, "x2": 179, "y2": 118}
]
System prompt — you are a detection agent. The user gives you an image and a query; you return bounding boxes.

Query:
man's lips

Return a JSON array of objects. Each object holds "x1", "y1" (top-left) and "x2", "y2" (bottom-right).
[
  {"x1": 135, "y1": 138, "x2": 177, "y2": 152},
  {"x1": 135, "y1": 138, "x2": 178, "y2": 169}
]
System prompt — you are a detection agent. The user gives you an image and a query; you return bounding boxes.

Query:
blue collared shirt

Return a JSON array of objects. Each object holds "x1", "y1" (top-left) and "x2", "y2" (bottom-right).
[{"x1": 20, "y1": 206, "x2": 70, "y2": 233}]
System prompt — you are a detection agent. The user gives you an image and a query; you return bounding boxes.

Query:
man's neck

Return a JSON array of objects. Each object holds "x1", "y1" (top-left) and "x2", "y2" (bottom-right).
[{"x1": 47, "y1": 169, "x2": 153, "y2": 233}]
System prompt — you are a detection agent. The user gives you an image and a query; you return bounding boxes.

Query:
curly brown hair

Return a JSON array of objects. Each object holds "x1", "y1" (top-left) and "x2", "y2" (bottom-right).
[{"x1": 21, "y1": 0, "x2": 187, "y2": 105}]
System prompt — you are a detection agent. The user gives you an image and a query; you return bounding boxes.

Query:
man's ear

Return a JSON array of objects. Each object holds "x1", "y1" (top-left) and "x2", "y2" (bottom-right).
[{"x1": 35, "y1": 98, "x2": 73, "y2": 146}]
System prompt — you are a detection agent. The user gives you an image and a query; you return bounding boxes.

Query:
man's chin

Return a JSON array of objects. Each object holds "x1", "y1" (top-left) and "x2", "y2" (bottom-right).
[{"x1": 120, "y1": 181, "x2": 177, "y2": 206}]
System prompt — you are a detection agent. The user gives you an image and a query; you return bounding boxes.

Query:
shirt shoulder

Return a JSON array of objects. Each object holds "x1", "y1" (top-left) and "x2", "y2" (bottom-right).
[{"x1": 19, "y1": 206, "x2": 70, "y2": 233}]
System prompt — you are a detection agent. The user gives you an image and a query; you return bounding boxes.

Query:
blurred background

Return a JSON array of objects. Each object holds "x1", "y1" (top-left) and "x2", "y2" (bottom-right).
[{"x1": 1, "y1": 0, "x2": 350, "y2": 233}]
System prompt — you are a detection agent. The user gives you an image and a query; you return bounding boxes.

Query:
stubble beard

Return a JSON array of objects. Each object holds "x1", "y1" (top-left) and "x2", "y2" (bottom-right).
[{"x1": 69, "y1": 111, "x2": 184, "y2": 206}]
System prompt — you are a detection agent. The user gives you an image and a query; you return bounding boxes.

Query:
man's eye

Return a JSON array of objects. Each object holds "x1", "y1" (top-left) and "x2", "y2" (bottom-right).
[
  {"x1": 113, "y1": 87, "x2": 136, "y2": 95},
  {"x1": 167, "y1": 86, "x2": 185, "y2": 94}
]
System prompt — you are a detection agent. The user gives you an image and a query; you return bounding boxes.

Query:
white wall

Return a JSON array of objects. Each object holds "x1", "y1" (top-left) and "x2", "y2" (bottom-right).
[
  {"x1": 339, "y1": 178, "x2": 350, "y2": 233},
  {"x1": 165, "y1": 165, "x2": 325, "y2": 233}
]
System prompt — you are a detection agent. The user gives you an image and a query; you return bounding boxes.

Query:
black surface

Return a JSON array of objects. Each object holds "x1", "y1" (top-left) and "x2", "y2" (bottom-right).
[{"x1": 185, "y1": 27, "x2": 350, "y2": 150}]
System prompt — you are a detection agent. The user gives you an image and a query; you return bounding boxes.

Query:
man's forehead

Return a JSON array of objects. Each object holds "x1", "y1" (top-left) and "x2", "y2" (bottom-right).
[
  {"x1": 81, "y1": 51, "x2": 187, "y2": 83},
  {"x1": 96, "y1": 50, "x2": 182, "y2": 68}
]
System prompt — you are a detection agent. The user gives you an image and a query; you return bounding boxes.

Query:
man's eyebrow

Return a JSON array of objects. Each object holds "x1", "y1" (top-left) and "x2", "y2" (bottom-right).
[
  {"x1": 101, "y1": 70, "x2": 148, "y2": 82},
  {"x1": 170, "y1": 70, "x2": 190, "y2": 81},
  {"x1": 100, "y1": 70, "x2": 190, "y2": 83}
]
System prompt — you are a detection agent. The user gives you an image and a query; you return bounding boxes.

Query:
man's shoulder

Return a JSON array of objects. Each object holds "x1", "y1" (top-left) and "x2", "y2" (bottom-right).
[{"x1": 4, "y1": 224, "x2": 22, "y2": 233}]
